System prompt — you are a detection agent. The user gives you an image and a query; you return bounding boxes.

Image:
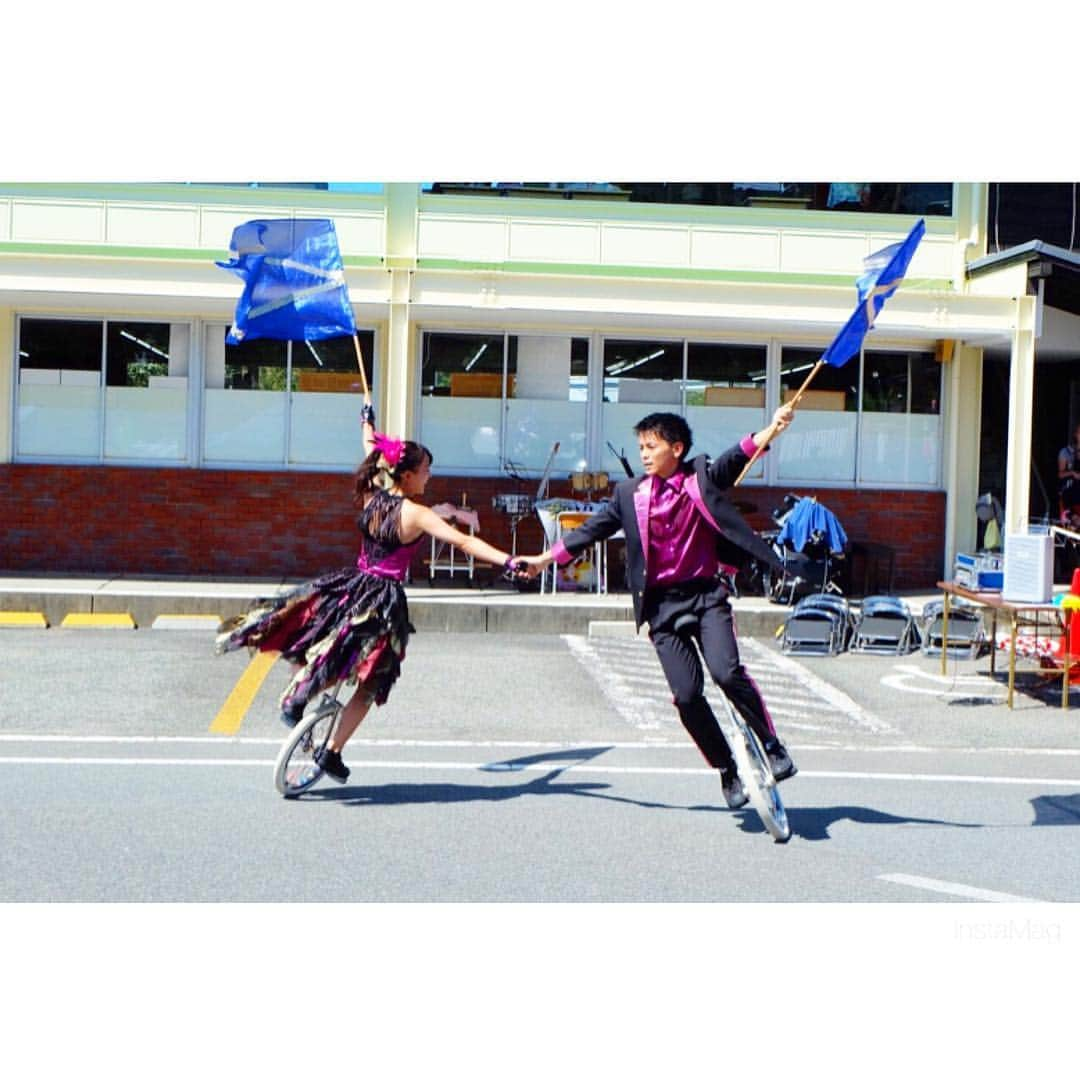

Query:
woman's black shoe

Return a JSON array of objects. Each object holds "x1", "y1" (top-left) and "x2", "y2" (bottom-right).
[
  {"x1": 314, "y1": 747, "x2": 350, "y2": 784},
  {"x1": 720, "y1": 766, "x2": 749, "y2": 809}
]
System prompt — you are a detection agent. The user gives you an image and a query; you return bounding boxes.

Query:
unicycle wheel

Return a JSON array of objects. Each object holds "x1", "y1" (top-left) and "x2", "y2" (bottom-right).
[
  {"x1": 731, "y1": 722, "x2": 791, "y2": 843},
  {"x1": 273, "y1": 696, "x2": 341, "y2": 798}
]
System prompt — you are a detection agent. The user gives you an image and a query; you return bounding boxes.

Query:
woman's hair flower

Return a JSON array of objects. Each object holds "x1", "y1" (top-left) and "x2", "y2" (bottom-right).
[{"x1": 372, "y1": 432, "x2": 405, "y2": 468}]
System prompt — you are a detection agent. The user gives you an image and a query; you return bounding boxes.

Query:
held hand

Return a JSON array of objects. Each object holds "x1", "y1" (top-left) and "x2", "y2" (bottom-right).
[
  {"x1": 772, "y1": 404, "x2": 795, "y2": 433},
  {"x1": 359, "y1": 402, "x2": 376, "y2": 427},
  {"x1": 514, "y1": 554, "x2": 550, "y2": 580}
]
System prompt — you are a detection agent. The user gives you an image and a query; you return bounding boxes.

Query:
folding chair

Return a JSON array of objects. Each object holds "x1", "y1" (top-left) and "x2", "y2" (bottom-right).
[
  {"x1": 851, "y1": 595, "x2": 919, "y2": 655},
  {"x1": 920, "y1": 598, "x2": 986, "y2": 660},
  {"x1": 781, "y1": 594, "x2": 854, "y2": 656}
]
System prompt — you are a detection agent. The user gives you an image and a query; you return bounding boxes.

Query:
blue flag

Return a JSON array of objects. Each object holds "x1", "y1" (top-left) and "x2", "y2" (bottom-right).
[
  {"x1": 820, "y1": 218, "x2": 926, "y2": 367},
  {"x1": 216, "y1": 219, "x2": 357, "y2": 345}
]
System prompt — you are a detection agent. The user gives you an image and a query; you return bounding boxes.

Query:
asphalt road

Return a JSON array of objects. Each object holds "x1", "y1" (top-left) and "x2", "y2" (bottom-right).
[{"x1": 2, "y1": 627, "x2": 1079, "y2": 904}]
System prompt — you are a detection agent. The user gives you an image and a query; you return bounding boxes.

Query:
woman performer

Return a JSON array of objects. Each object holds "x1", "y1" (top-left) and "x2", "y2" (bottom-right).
[{"x1": 216, "y1": 401, "x2": 525, "y2": 784}]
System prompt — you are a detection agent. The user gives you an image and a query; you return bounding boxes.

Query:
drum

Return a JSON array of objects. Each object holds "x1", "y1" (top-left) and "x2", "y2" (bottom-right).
[{"x1": 492, "y1": 493, "x2": 533, "y2": 515}]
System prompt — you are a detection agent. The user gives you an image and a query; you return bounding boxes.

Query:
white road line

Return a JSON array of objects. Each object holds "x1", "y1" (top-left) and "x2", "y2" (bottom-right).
[
  {"x1": 892, "y1": 664, "x2": 1001, "y2": 685},
  {"x1": 880, "y1": 674, "x2": 1006, "y2": 699},
  {"x1": 1, "y1": 755, "x2": 1079, "y2": 786},
  {"x1": 793, "y1": 743, "x2": 1080, "y2": 756},
  {"x1": 878, "y1": 873, "x2": 1044, "y2": 903},
  {"x1": 0, "y1": 756, "x2": 709, "y2": 774},
  {"x1": 3, "y1": 734, "x2": 1079, "y2": 757},
  {"x1": 741, "y1": 638, "x2": 896, "y2": 734},
  {"x1": 563, "y1": 633, "x2": 871, "y2": 735},
  {"x1": 802, "y1": 769, "x2": 1080, "y2": 786}
]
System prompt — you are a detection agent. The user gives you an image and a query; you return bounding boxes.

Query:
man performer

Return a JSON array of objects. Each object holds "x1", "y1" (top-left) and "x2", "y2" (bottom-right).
[{"x1": 520, "y1": 406, "x2": 797, "y2": 809}]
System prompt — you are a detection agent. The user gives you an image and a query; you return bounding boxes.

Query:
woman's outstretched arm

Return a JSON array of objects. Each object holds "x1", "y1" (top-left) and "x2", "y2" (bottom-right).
[{"x1": 400, "y1": 501, "x2": 520, "y2": 571}]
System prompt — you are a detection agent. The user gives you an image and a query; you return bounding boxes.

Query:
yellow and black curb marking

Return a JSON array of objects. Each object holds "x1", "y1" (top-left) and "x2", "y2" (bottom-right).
[
  {"x1": 0, "y1": 611, "x2": 49, "y2": 628},
  {"x1": 60, "y1": 613, "x2": 136, "y2": 629}
]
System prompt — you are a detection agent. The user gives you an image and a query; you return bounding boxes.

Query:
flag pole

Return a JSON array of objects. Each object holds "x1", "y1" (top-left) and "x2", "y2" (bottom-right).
[
  {"x1": 733, "y1": 359, "x2": 824, "y2": 488},
  {"x1": 352, "y1": 333, "x2": 370, "y2": 401}
]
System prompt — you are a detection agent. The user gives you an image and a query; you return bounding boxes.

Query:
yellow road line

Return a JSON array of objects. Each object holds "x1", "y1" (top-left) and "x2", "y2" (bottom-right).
[{"x1": 210, "y1": 650, "x2": 279, "y2": 735}]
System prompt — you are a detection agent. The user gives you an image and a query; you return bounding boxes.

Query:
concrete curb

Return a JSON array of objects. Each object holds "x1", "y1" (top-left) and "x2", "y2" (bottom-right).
[{"x1": 0, "y1": 577, "x2": 940, "y2": 638}]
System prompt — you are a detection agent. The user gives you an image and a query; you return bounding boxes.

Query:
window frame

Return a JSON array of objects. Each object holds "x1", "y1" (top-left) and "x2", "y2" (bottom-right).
[
  {"x1": 13, "y1": 313, "x2": 193, "y2": 467},
  {"x1": 413, "y1": 326, "x2": 945, "y2": 490},
  {"x1": 199, "y1": 322, "x2": 378, "y2": 472},
  {"x1": 11, "y1": 313, "x2": 379, "y2": 472}
]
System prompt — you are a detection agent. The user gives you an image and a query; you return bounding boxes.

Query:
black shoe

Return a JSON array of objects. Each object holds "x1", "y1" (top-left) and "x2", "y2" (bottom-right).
[
  {"x1": 314, "y1": 747, "x2": 350, "y2": 784},
  {"x1": 720, "y1": 766, "x2": 749, "y2": 810},
  {"x1": 281, "y1": 703, "x2": 304, "y2": 729},
  {"x1": 763, "y1": 739, "x2": 797, "y2": 782}
]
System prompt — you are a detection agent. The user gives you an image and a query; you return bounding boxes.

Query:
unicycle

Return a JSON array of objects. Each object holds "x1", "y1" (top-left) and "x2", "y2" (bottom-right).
[
  {"x1": 273, "y1": 686, "x2": 346, "y2": 798},
  {"x1": 672, "y1": 612, "x2": 791, "y2": 843},
  {"x1": 714, "y1": 689, "x2": 791, "y2": 843}
]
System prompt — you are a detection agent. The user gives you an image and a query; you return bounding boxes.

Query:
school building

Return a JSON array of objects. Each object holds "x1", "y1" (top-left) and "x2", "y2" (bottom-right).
[{"x1": 0, "y1": 182, "x2": 1048, "y2": 588}]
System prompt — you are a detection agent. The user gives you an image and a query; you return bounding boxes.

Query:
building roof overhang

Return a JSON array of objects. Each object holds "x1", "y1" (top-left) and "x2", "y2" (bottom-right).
[{"x1": 968, "y1": 240, "x2": 1080, "y2": 316}]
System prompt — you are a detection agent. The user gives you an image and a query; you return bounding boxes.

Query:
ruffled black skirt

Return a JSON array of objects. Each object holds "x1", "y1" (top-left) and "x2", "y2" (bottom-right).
[{"x1": 215, "y1": 566, "x2": 414, "y2": 717}]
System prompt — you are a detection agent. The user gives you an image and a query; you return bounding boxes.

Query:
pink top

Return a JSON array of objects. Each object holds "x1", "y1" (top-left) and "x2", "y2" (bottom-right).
[
  {"x1": 354, "y1": 489, "x2": 423, "y2": 583},
  {"x1": 551, "y1": 434, "x2": 760, "y2": 582},
  {"x1": 356, "y1": 544, "x2": 415, "y2": 582},
  {"x1": 646, "y1": 468, "x2": 719, "y2": 586}
]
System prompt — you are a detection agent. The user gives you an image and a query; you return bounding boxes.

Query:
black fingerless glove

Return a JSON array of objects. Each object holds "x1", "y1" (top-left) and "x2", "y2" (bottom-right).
[{"x1": 360, "y1": 403, "x2": 376, "y2": 426}]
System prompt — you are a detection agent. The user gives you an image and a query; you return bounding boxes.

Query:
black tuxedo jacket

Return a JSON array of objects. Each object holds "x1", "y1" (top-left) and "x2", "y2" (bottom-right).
[{"x1": 555, "y1": 442, "x2": 783, "y2": 628}]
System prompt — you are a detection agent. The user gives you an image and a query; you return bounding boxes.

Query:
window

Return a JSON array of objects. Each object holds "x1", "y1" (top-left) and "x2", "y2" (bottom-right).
[
  {"x1": 599, "y1": 340, "x2": 770, "y2": 477},
  {"x1": 774, "y1": 346, "x2": 942, "y2": 486},
  {"x1": 104, "y1": 322, "x2": 188, "y2": 460},
  {"x1": 425, "y1": 182, "x2": 954, "y2": 216},
  {"x1": 419, "y1": 332, "x2": 590, "y2": 474},
  {"x1": 685, "y1": 343, "x2": 768, "y2": 479},
  {"x1": 600, "y1": 339, "x2": 681, "y2": 474},
  {"x1": 16, "y1": 317, "x2": 189, "y2": 461},
  {"x1": 203, "y1": 328, "x2": 375, "y2": 466},
  {"x1": 505, "y1": 336, "x2": 589, "y2": 475},
  {"x1": 419, "y1": 332, "x2": 506, "y2": 472},
  {"x1": 16, "y1": 319, "x2": 104, "y2": 457},
  {"x1": 777, "y1": 347, "x2": 860, "y2": 483},
  {"x1": 859, "y1": 349, "x2": 941, "y2": 485}
]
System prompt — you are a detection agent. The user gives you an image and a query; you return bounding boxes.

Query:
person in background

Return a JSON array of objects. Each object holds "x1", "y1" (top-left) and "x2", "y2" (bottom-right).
[{"x1": 1058, "y1": 422, "x2": 1080, "y2": 524}]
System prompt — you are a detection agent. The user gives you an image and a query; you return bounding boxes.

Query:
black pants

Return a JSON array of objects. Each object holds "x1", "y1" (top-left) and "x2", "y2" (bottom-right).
[{"x1": 646, "y1": 579, "x2": 777, "y2": 770}]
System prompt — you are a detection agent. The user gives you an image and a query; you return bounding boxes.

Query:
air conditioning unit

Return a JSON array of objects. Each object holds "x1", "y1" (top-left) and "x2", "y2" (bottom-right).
[{"x1": 1002, "y1": 533, "x2": 1053, "y2": 604}]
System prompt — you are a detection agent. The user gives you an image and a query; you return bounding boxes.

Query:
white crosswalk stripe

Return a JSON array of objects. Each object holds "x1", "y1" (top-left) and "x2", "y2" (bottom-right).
[{"x1": 562, "y1": 633, "x2": 894, "y2": 739}]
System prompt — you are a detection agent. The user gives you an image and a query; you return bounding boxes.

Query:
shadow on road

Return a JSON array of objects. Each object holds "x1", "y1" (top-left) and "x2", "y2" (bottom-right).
[
  {"x1": 302, "y1": 745, "x2": 1058, "y2": 844},
  {"x1": 1031, "y1": 793, "x2": 1080, "y2": 825},
  {"x1": 307, "y1": 745, "x2": 686, "y2": 811},
  {"x1": 748, "y1": 804, "x2": 983, "y2": 842}
]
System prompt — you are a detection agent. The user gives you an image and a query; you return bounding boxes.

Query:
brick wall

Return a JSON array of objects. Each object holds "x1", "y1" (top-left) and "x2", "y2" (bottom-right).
[{"x1": 0, "y1": 463, "x2": 946, "y2": 590}]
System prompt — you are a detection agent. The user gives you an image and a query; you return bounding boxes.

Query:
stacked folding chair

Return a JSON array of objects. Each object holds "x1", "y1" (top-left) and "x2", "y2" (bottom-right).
[
  {"x1": 920, "y1": 598, "x2": 986, "y2": 660},
  {"x1": 850, "y1": 595, "x2": 919, "y2": 655},
  {"x1": 781, "y1": 594, "x2": 855, "y2": 656}
]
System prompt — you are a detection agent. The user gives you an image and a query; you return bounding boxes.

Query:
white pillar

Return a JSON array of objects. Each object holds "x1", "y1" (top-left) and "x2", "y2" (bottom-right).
[
  {"x1": 943, "y1": 342, "x2": 983, "y2": 570},
  {"x1": 1004, "y1": 294, "x2": 1037, "y2": 536},
  {"x1": 383, "y1": 184, "x2": 419, "y2": 437}
]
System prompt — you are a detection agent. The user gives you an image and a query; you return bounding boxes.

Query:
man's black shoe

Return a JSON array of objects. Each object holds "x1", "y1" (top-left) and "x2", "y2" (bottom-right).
[
  {"x1": 314, "y1": 747, "x2": 350, "y2": 784},
  {"x1": 281, "y1": 703, "x2": 304, "y2": 729},
  {"x1": 720, "y1": 766, "x2": 749, "y2": 810},
  {"x1": 763, "y1": 739, "x2": 797, "y2": 782}
]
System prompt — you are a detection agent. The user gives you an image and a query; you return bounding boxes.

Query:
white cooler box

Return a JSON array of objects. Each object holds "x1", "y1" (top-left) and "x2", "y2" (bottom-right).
[{"x1": 1002, "y1": 533, "x2": 1053, "y2": 604}]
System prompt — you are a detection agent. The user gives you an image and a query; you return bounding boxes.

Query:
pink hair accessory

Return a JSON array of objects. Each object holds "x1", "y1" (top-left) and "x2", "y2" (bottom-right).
[{"x1": 372, "y1": 431, "x2": 404, "y2": 468}]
